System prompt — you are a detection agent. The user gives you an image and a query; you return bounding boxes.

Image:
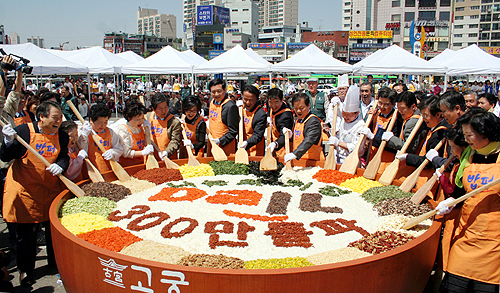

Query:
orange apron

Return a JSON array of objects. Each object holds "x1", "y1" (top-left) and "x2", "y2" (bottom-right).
[
  {"x1": 3, "y1": 124, "x2": 64, "y2": 223},
  {"x1": 271, "y1": 107, "x2": 292, "y2": 157},
  {"x1": 179, "y1": 116, "x2": 204, "y2": 159},
  {"x1": 443, "y1": 154, "x2": 500, "y2": 284},
  {"x1": 149, "y1": 114, "x2": 177, "y2": 160},
  {"x1": 209, "y1": 98, "x2": 235, "y2": 156},
  {"x1": 399, "y1": 114, "x2": 421, "y2": 139},
  {"x1": 14, "y1": 110, "x2": 33, "y2": 127},
  {"x1": 418, "y1": 125, "x2": 448, "y2": 156},
  {"x1": 87, "y1": 128, "x2": 112, "y2": 173},
  {"x1": 69, "y1": 149, "x2": 85, "y2": 183},
  {"x1": 369, "y1": 112, "x2": 396, "y2": 175},
  {"x1": 243, "y1": 105, "x2": 265, "y2": 156},
  {"x1": 119, "y1": 125, "x2": 146, "y2": 167},
  {"x1": 293, "y1": 114, "x2": 325, "y2": 161}
]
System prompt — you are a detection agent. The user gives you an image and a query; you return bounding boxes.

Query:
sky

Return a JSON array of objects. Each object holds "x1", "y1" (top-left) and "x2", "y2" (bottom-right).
[{"x1": 0, "y1": 0, "x2": 342, "y2": 50}]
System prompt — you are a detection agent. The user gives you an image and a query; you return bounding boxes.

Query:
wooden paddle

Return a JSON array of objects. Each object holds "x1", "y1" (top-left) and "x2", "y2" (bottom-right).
[
  {"x1": 148, "y1": 139, "x2": 179, "y2": 169},
  {"x1": 180, "y1": 115, "x2": 200, "y2": 167},
  {"x1": 403, "y1": 177, "x2": 500, "y2": 230},
  {"x1": 378, "y1": 116, "x2": 424, "y2": 186},
  {"x1": 399, "y1": 139, "x2": 445, "y2": 192},
  {"x1": 207, "y1": 132, "x2": 228, "y2": 161},
  {"x1": 143, "y1": 125, "x2": 160, "y2": 169},
  {"x1": 75, "y1": 139, "x2": 104, "y2": 183},
  {"x1": 235, "y1": 106, "x2": 249, "y2": 164},
  {"x1": 284, "y1": 129, "x2": 292, "y2": 170},
  {"x1": 363, "y1": 110, "x2": 398, "y2": 179},
  {"x1": 410, "y1": 155, "x2": 455, "y2": 205},
  {"x1": 0, "y1": 121, "x2": 85, "y2": 198},
  {"x1": 339, "y1": 100, "x2": 379, "y2": 174},
  {"x1": 324, "y1": 104, "x2": 339, "y2": 170},
  {"x1": 67, "y1": 100, "x2": 131, "y2": 182},
  {"x1": 260, "y1": 124, "x2": 277, "y2": 171}
]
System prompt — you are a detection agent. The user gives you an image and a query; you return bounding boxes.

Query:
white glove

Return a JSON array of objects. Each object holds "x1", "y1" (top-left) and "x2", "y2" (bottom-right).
[
  {"x1": 382, "y1": 131, "x2": 394, "y2": 142},
  {"x1": 435, "y1": 197, "x2": 456, "y2": 216},
  {"x1": 282, "y1": 127, "x2": 292, "y2": 137},
  {"x1": 183, "y1": 139, "x2": 194, "y2": 149},
  {"x1": 142, "y1": 120, "x2": 151, "y2": 129},
  {"x1": 284, "y1": 152, "x2": 297, "y2": 163},
  {"x1": 142, "y1": 145, "x2": 154, "y2": 156},
  {"x1": 159, "y1": 150, "x2": 168, "y2": 159},
  {"x1": 328, "y1": 136, "x2": 339, "y2": 146},
  {"x1": 267, "y1": 142, "x2": 277, "y2": 152},
  {"x1": 434, "y1": 170, "x2": 442, "y2": 179},
  {"x1": 359, "y1": 127, "x2": 374, "y2": 140},
  {"x1": 236, "y1": 100, "x2": 243, "y2": 107},
  {"x1": 330, "y1": 96, "x2": 341, "y2": 107},
  {"x1": 267, "y1": 117, "x2": 273, "y2": 126},
  {"x1": 77, "y1": 149, "x2": 88, "y2": 159},
  {"x1": 395, "y1": 153, "x2": 407, "y2": 160},
  {"x1": 81, "y1": 121, "x2": 93, "y2": 137},
  {"x1": 176, "y1": 117, "x2": 185, "y2": 124},
  {"x1": 210, "y1": 138, "x2": 220, "y2": 145},
  {"x1": 46, "y1": 163, "x2": 63, "y2": 176},
  {"x1": 239, "y1": 141, "x2": 248, "y2": 149},
  {"x1": 2, "y1": 124, "x2": 16, "y2": 145},
  {"x1": 426, "y1": 149, "x2": 439, "y2": 162},
  {"x1": 102, "y1": 149, "x2": 115, "y2": 161}
]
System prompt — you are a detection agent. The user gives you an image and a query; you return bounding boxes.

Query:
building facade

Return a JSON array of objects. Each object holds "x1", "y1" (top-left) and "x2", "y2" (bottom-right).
[
  {"x1": 137, "y1": 7, "x2": 177, "y2": 39},
  {"x1": 103, "y1": 32, "x2": 173, "y2": 56},
  {"x1": 225, "y1": 0, "x2": 260, "y2": 42},
  {"x1": 0, "y1": 25, "x2": 4, "y2": 45},
  {"x1": 476, "y1": 1, "x2": 500, "y2": 48},
  {"x1": 183, "y1": 0, "x2": 222, "y2": 25},
  {"x1": 258, "y1": 23, "x2": 312, "y2": 43},
  {"x1": 27, "y1": 36, "x2": 44, "y2": 48},
  {"x1": 258, "y1": 0, "x2": 299, "y2": 30},
  {"x1": 9, "y1": 32, "x2": 20, "y2": 44},
  {"x1": 302, "y1": 30, "x2": 350, "y2": 61}
]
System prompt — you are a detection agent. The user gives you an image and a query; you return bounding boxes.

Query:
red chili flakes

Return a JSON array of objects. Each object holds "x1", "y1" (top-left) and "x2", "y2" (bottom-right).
[
  {"x1": 223, "y1": 210, "x2": 289, "y2": 222},
  {"x1": 161, "y1": 217, "x2": 198, "y2": 239},
  {"x1": 312, "y1": 169, "x2": 358, "y2": 185},
  {"x1": 204, "y1": 221, "x2": 255, "y2": 249},
  {"x1": 108, "y1": 205, "x2": 150, "y2": 222},
  {"x1": 77, "y1": 227, "x2": 142, "y2": 252},
  {"x1": 264, "y1": 222, "x2": 313, "y2": 248},
  {"x1": 310, "y1": 218, "x2": 369, "y2": 237},
  {"x1": 134, "y1": 168, "x2": 183, "y2": 185},
  {"x1": 149, "y1": 187, "x2": 207, "y2": 202},
  {"x1": 348, "y1": 230, "x2": 415, "y2": 255},
  {"x1": 127, "y1": 212, "x2": 170, "y2": 231},
  {"x1": 205, "y1": 190, "x2": 263, "y2": 206}
]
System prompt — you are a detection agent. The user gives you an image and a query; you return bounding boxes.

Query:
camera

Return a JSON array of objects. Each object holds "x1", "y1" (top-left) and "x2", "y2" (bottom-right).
[{"x1": 0, "y1": 48, "x2": 33, "y2": 75}]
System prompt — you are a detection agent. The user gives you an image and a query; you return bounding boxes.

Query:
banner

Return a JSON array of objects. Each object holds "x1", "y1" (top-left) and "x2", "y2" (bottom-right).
[
  {"x1": 409, "y1": 20, "x2": 426, "y2": 58},
  {"x1": 348, "y1": 31, "x2": 393, "y2": 39}
]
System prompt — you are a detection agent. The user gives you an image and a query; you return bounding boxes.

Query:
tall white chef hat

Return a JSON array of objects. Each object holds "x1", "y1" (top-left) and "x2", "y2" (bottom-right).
[
  {"x1": 343, "y1": 84, "x2": 360, "y2": 113},
  {"x1": 337, "y1": 74, "x2": 349, "y2": 88}
]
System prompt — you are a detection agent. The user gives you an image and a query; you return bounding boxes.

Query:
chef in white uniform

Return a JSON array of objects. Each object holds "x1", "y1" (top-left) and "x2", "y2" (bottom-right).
[
  {"x1": 328, "y1": 84, "x2": 366, "y2": 165},
  {"x1": 326, "y1": 74, "x2": 349, "y2": 132}
]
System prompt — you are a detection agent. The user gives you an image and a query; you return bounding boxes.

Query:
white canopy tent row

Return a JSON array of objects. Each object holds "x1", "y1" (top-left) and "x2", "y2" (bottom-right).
[
  {"x1": 116, "y1": 51, "x2": 144, "y2": 63},
  {"x1": 439, "y1": 44, "x2": 500, "y2": 76}
]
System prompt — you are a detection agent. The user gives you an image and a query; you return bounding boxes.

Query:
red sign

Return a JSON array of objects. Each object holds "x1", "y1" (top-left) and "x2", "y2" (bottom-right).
[{"x1": 385, "y1": 23, "x2": 400, "y2": 29}]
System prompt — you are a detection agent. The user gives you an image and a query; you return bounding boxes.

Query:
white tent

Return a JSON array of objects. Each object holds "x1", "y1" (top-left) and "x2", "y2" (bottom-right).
[
  {"x1": 193, "y1": 45, "x2": 271, "y2": 73},
  {"x1": 427, "y1": 49, "x2": 457, "y2": 66},
  {"x1": 441, "y1": 44, "x2": 500, "y2": 76},
  {"x1": 0, "y1": 43, "x2": 88, "y2": 75},
  {"x1": 122, "y1": 46, "x2": 198, "y2": 74},
  {"x1": 60, "y1": 47, "x2": 132, "y2": 74},
  {"x1": 353, "y1": 44, "x2": 446, "y2": 75},
  {"x1": 180, "y1": 50, "x2": 208, "y2": 65},
  {"x1": 116, "y1": 51, "x2": 144, "y2": 63},
  {"x1": 271, "y1": 44, "x2": 352, "y2": 74},
  {"x1": 245, "y1": 48, "x2": 273, "y2": 66}
]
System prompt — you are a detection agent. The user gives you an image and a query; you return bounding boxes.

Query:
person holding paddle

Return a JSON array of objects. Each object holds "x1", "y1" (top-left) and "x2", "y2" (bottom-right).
[
  {"x1": 238, "y1": 85, "x2": 267, "y2": 156},
  {"x1": 60, "y1": 121, "x2": 87, "y2": 182},
  {"x1": 148, "y1": 93, "x2": 182, "y2": 160},
  {"x1": 438, "y1": 108, "x2": 500, "y2": 293},
  {"x1": 266, "y1": 88, "x2": 294, "y2": 157},
  {"x1": 79, "y1": 103, "x2": 124, "y2": 173},
  {"x1": 283, "y1": 93, "x2": 325, "y2": 163},
  {"x1": 1, "y1": 101, "x2": 70, "y2": 286},
  {"x1": 207, "y1": 78, "x2": 239, "y2": 156},
  {"x1": 179, "y1": 95, "x2": 206, "y2": 158}
]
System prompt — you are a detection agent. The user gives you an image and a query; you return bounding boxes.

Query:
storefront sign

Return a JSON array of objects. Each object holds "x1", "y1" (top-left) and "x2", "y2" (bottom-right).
[
  {"x1": 385, "y1": 22, "x2": 401, "y2": 29},
  {"x1": 226, "y1": 28, "x2": 240, "y2": 34},
  {"x1": 287, "y1": 42, "x2": 312, "y2": 49},
  {"x1": 481, "y1": 47, "x2": 500, "y2": 54},
  {"x1": 209, "y1": 50, "x2": 226, "y2": 59},
  {"x1": 248, "y1": 43, "x2": 285, "y2": 49},
  {"x1": 426, "y1": 37, "x2": 449, "y2": 42},
  {"x1": 349, "y1": 31, "x2": 393, "y2": 39},
  {"x1": 352, "y1": 43, "x2": 390, "y2": 48}
]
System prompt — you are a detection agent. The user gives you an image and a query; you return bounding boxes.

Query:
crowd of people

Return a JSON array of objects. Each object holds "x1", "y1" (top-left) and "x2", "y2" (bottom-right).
[{"x1": 1, "y1": 51, "x2": 500, "y2": 292}]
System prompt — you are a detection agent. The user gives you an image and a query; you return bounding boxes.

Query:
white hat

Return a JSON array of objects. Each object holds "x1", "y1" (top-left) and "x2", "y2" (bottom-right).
[
  {"x1": 307, "y1": 77, "x2": 318, "y2": 83},
  {"x1": 343, "y1": 85, "x2": 360, "y2": 113},
  {"x1": 338, "y1": 74, "x2": 349, "y2": 88}
]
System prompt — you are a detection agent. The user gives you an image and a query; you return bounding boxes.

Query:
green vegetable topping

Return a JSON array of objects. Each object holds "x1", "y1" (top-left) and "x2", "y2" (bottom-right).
[
  {"x1": 299, "y1": 182, "x2": 313, "y2": 191},
  {"x1": 202, "y1": 180, "x2": 228, "y2": 187},
  {"x1": 319, "y1": 186, "x2": 351, "y2": 197}
]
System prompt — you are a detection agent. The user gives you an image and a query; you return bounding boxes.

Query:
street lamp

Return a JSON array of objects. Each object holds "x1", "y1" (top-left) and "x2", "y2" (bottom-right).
[{"x1": 59, "y1": 41, "x2": 69, "y2": 50}]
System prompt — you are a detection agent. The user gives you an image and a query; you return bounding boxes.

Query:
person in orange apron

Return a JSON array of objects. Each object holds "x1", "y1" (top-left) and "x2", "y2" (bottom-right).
[
  {"x1": 438, "y1": 90, "x2": 467, "y2": 127},
  {"x1": 266, "y1": 88, "x2": 294, "y2": 157},
  {"x1": 80, "y1": 103, "x2": 123, "y2": 173},
  {"x1": 237, "y1": 85, "x2": 267, "y2": 156},
  {"x1": 284, "y1": 92, "x2": 325, "y2": 163},
  {"x1": 1, "y1": 101, "x2": 69, "y2": 286},
  {"x1": 115, "y1": 101, "x2": 153, "y2": 167},
  {"x1": 148, "y1": 93, "x2": 182, "y2": 161},
  {"x1": 60, "y1": 121, "x2": 87, "y2": 183},
  {"x1": 179, "y1": 95, "x2": 206, "y2": 158},
  {"x1": 437, "y1": 108, "x2": 500, "y2": 292},
  {"x1": 207, "y1": 78, "x2": 238, "y2": 157}
]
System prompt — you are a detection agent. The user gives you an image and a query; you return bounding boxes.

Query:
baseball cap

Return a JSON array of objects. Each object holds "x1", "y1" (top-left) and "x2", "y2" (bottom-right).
[{"x1": 307, "y1": 77, "x2": 318, "y2": 83}]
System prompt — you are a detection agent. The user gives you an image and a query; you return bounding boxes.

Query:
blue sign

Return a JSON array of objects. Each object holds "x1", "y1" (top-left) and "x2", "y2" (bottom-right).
[
  {"x1": 287, "y1": 42, "x2": 312, "y2": 49},
  {"x1": 214, "y1": 6, "x2": 230, "y2": 25},
  {"x1": 209, "y1": 50, "x2": 226, "y2": 59},
  {"x1": 197, "y1": 6, "x2": 213, "y2": 25},
  {"x1": 352, "y1": 43, "x2": 390, "y2": 48},
  {"x1": 197, "y1": 5, "x2": 230, "y2": 26}
]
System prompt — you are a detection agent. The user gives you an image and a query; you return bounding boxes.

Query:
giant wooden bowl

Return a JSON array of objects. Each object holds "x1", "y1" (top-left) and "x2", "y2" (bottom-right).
[{"x1": 50, "y1": 157, "x2": 441, "y2": 293}]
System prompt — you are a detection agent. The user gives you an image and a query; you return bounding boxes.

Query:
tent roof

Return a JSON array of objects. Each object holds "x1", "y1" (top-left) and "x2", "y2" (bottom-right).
[
  {"x1": 57, "y1": 47, "x2": 132, "y2": 74},
  {"x1": 441, "y1": 44, "x2": 500, "y2": 76},
  {"x1": 353, "y1": 44, "x2": 446, "y2": 75},
  {"x1": 427, "y1": 49, "x2": 457, "y2": 66},
  {"x1": 271, "y1": 44, "x2": 352, "y2": 74},
  {"x1": 180, "y1": 50, "x2": 208, "y2": 66},
  {"x1": 122, "y1": 46, "x2": 197, "y2": 74},
  {"x1": 245, "y1": 48, "x2": 273, "y2": 66},
  {"x1": 193, "y1": 45, "x2": 271, "y2": 73},
  {"x1": 116, "y1": 51, "x2": 144, "y2": 63},
  {"x1": 0, "y1": 43, "x2": 88, "y2": 75}
]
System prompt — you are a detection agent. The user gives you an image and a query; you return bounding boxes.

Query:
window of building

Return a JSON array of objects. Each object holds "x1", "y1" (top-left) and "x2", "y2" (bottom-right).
[
  {"x1": 481, "y1": 23, "x2": 491, "y2": 30},
  {"x1": 344, "y1": 9, "x2": 351, "y2": 12},
  {"x1": 440, "y1": 0, "x2": 451, "y2": 6},
  {"x1": 469, "y1": 33, "x2": 479, "y2": 37},
  {"x1": 453, "y1": 42, "x2": 463, "y2": 46},
  {"x1": 392, "y1": 14, "x2": 401, "y2": 21},
  {"x1": 471, "y1": 5, "x2": 480, "y2": 9},
  {"x1": 469, "y1": 42, "x2": 478, "y2": 45},
  {"x1": 419, "y1": 10, "x2": 436, "y2": 20},
  {"x1": 494, "y1": 13, "x2": 500, "y2": 20},
  {"x1": 493, "y1": 22, "x2": 500, "y2": 30},
  {"x1": 438, "y1": 42, "x2": 449, "y2": 50},
  {"x1": 456, "y1": 7, "x2": 465, "y2": 11},
  {"x1": 392, "y1": 0, "x2": 400, "y2": 7},
  {"x1": 344, "y1": 24, "x2": 350, "y2": 27},
  {"x1": 457, "y1": 0, "x2": 465, "y2": 2},
  {"x1": 242, "y1": 21, "x2": 249, "y2": 24},
  {"x1": 480, "y1": 32, "x2": 491, "y2": 39},
  {"x1": 454, "y1": 34, "x2": 463, "y2": 37},
  {"x1": 438, "y1": 27, "x2": 449, "y2": 36},
  {"x1": 404, "y1": 42, "x2": 412, "y2": 50},
  {"x1": 345, "y1": 1, "x2": 351, "y2": 5},
  {"x1": 470, "y1": 15, "x2": 480, "y2": 19},
  {"x1": 232, "y1": 22, "x2": 238, "y2": 25},
  {"x1": 455, "y1": 15, "x2": 465, "y2": 20},
  {"x1": 469, "y1": 24, "x2": 479, "y2": 28},
  {"x1": 344, "y1": 16, "x2": 350, "y2": 20},
  {"x1": 405, "y1": 0, "x2": 416, "y2": 7},
  {"x1": 440, "y1": 11, "x2": 451, "y2": 20},
  {"x1": 243, "y1": 8, "x2": 249, "y2": 11},
  {"x1": 455, "y1": 24, "x2": 464, "y2": 28},
  {"x1": 405, "y1": 12, "x2": 415, "y2": 21},
  {"x1": 481, "y1": 5, "x2": 492, "y2": 12},
  {"x1": 492, "y1": 32, "x2": 500, "y2": 39},
  {"x1": 419, "y1": 0, "x2": 437, "y2": 7},
  {"x1": 481, "y1": 14, "x2": 492, "y2": 21}
]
